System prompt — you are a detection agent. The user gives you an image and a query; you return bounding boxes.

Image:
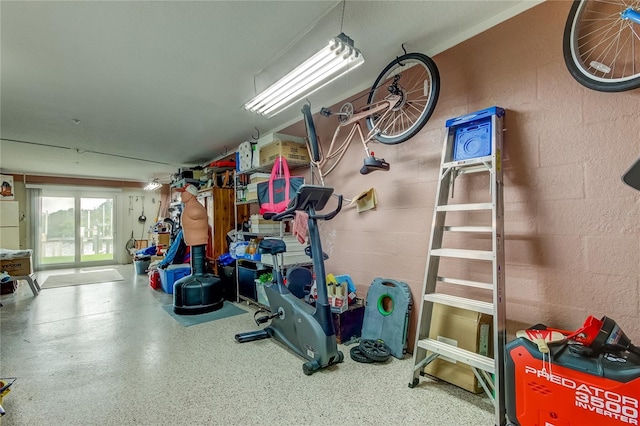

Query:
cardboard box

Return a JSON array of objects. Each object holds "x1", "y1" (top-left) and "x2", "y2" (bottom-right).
[
  {"x1": 424, "y1": 304, "x2": 493, "y2": 393},
  {"x1": 249, "y1": 173, "x2": 270, "y2": 184},
  {"x1": 259, "y1": 140, "x2": 310, "y2": 167},
  {"x1": 0, "y1": 254, "x2": 32, "y2": 276},
  {"x1": 157, "y1": 233, "x2": 170, "y2": 246}
]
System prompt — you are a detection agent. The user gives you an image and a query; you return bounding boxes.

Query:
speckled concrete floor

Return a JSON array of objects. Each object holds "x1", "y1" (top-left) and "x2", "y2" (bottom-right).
[{"x1": 0, "y1": 264, "x2": 494, "y2": 425}]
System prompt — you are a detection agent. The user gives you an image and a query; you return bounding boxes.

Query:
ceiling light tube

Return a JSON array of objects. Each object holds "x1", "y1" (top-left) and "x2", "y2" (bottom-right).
[
  {"x1": 244, "y1": 33, "x2": 364, "y2": 117},
  {"x1": 261, "y1": 59, "x2": 352, "y2": 116},
  {"x1": 245, "y1": 47, "x2": 337, "y2": 111},
  {"x1": 257, "y1": 56, "x2": 346, "y2": 113},
  {"x1": 263, "y1": 59, "x2": 363, "y2": 117},
  {"x1": 256, "y1": 52, "x2": 362, "y2": 116},
  {"x1": 260, "y1": 47, "x2": 363, "y2": 116},
  {"x1": 144, "y1": 180, "x2": 162, "y2": 191},
  {"x1": 248, "y1": 49, "x2": 339, "y2": 112}
]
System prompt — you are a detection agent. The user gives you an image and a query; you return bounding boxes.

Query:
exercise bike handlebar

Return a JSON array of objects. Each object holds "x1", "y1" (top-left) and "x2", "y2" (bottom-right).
[
  {"x1": 269, "y1": 194, "x2": 343, "y2": 222},
  {"x1": 320, "y1": 195, "x2": 342, "y2": 221}
]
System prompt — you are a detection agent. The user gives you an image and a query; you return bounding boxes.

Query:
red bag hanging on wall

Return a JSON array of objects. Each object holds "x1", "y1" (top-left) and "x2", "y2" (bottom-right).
[{"x1": 257, "y1": 156, "x2": 304, "y2": 216}]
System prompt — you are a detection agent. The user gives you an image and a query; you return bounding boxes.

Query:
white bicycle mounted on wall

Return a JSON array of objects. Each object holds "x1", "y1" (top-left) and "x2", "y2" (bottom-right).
[
  {"x1": 564, "y1": 0, "x2": 640, "y2": 92},
  {"x1": 302, "y1": 52, "x2": 440, "y2": 186}
]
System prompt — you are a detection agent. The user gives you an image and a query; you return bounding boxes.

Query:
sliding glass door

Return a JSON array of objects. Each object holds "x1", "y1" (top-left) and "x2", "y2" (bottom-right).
[
  {"x1": 80, "y1": 197, "x2": 114, "y2": 262},
  {"x1": 38, "y1": 190, "x2": 116, "y2": 268},
  {"x1": 40, "y1": 196, "x2": 76, "y2": 265}
]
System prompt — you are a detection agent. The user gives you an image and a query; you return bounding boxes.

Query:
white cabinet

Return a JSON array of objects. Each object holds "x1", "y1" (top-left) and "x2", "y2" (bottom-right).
[{"x1": 0, "y1": 201, "x2": 20, "y2": 249}]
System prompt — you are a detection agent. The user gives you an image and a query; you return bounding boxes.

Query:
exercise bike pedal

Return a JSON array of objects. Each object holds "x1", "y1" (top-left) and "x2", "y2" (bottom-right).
[
  {"x1": 255, "y1": 315, "x2": 271, "y2": 325},
  {"x1": 254, "y1": 308, "x2": 279, "y2": 325}
]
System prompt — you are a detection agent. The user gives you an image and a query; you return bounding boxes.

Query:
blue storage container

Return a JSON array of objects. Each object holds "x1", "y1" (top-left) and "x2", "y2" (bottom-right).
[
  {"x1": 446, "y1": 106, "x2": 505, "y2": 162},
  {"x1": 159, "y1": 264, "x2": 191, "y2": 294},
  {"x1": 453, "y1": 120, "x2": 492, "y2": 161}
]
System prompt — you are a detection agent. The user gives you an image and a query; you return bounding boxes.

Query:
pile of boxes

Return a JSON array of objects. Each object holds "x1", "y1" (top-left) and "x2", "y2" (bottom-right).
[
  {"x1": 249, "y1": 214, "x2": 280, "y2": 234},
  {"x1": 237, "y1": 133, "x2": 310, "y2": 173},
  {"x1": 244, "y1": 174, "x2": 270, "y2": 203},
  {"x1": 258, "y1": 140, "x2": 310, "y2": 167},
  {"x1": 259, "y1": 235, "x2": 309, "y2": 267}
]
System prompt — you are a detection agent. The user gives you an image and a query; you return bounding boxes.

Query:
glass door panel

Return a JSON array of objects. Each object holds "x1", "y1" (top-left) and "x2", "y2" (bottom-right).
[
  {"x1": 39, "y1": 196, "x2": 75, "y2": 265},
  {"x1": 80, "y1": 198, "x2": 114, "y2": 262},
  {"x1": 37, "y1": 190, "x2": 117, "y2": 269}
]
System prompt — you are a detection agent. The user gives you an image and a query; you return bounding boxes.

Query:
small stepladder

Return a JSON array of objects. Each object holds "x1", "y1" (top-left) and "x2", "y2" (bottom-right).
[{"x1": 409, "y1": 106, "x2": 507, "y2": 426}]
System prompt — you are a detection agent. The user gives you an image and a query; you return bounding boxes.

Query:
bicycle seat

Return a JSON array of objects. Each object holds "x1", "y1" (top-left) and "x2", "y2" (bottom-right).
[
  {"x1": 258, "y1": 239, "x2": 287, "y2": 255},
  {"x1": 360, "y1": 156, "x2": 390, "y2": 174}
]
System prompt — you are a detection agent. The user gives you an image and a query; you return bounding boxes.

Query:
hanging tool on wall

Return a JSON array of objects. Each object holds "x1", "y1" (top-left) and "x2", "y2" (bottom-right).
[
  {"x1": 138, "y1": 195, "x2": 147, "y2": 240},
  {"x1": 138, "y1": 195, "x2": 147, "y2": 224}
]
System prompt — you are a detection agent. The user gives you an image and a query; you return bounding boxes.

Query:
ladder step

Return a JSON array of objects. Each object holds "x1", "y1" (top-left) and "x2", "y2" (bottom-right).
[
  {"x1": 443, "y1": 226, "x2": 492, "y2": 233},
  {"x1": 418, "y1": 338, "x2": 495, "y2": 374},
  {"x1": 424, "y1": 293, "x2": 494, "y2": 316},
  {"x1": 431, "y1": 248, "x2": 494, "y2": 261},
  {"x1": 437, "y1": 276, "x2": 494, "y2": 291},
  {"x1": 436, "y1": 203, "x2": 493, "y2": 212},
  {"x1": 442, "y1": 155, "x2": 493, "y2": 169}
]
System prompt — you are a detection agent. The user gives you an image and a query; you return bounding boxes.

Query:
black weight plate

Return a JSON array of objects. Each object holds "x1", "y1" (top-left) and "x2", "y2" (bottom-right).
[
  {"x1": 359, "y1": 339, "x2": 391, "y2": 362},
  {"x1": 350, "y1": 346, "x2": 375, "y2": 364}
]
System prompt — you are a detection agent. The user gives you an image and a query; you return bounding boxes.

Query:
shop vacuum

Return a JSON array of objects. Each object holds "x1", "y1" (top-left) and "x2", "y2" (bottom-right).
[{"x1": 506, "y1": 316, "x2": 640, "y2": 425}]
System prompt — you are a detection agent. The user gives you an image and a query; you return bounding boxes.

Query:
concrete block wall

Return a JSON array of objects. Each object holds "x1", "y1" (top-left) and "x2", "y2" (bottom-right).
[{"x1": 281, "y1": 1, "x2": 640, "y2": 348}]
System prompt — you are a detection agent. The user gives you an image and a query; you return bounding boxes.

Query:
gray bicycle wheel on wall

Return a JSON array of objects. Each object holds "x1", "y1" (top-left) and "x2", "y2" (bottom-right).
[{"x1": 563, "y1": 0, "x2": 640, "y2": 92}]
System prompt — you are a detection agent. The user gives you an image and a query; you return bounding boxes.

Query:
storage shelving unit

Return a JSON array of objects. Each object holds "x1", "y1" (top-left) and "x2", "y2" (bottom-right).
[{"x1": 233, "y1": 160, "x2": 311, "y2": 305}]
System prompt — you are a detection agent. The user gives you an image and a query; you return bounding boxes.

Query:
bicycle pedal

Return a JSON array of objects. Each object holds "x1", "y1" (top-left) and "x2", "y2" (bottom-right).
[{"x1": 320, "y1": 107, "x2": 332, "y2": 116}]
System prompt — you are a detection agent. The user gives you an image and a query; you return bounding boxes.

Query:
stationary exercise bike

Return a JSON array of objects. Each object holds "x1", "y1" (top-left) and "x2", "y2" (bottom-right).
[{"x1": 235, "y1": 184, "x2": 344, "y2": 375}]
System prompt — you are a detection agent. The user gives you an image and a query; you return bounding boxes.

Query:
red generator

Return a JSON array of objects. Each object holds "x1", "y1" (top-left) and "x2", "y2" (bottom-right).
[
  {"x1": 506, "y1": 337, "x2": 640, "y2": 426},
  {"x1": 149, "y1": 270, "x2": 160, "y2": 290}
]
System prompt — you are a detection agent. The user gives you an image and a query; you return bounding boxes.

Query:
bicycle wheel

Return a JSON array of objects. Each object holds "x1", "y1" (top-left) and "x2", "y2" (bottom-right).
[
  {"x1": 563, "y1": 0, "x2": 640, "y2": 92},
  {"x1": 366, "y1": 53, "x2": 440, "y2": 145},
  {"x1": 301, "y1": 103, "x2": 321, "y2": 162}
]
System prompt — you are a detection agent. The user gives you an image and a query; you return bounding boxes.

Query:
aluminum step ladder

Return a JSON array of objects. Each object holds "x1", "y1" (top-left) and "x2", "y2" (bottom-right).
[{"x1": 409, "y1": 106, "x2": 507, "y2": 426}]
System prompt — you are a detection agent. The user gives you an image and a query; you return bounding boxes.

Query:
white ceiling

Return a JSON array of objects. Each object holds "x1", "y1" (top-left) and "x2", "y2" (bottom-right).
[{"x1": 1, "y1": 0, "x2": 540, "y2": 183}]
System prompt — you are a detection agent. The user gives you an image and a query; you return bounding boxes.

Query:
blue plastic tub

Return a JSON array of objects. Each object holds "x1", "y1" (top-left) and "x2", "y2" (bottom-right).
[{"x1": 159, "y1": 264, "x2": 191, "y2": 294}]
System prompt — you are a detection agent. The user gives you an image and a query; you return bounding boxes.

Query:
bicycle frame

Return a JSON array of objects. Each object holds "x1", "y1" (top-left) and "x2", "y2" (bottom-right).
[
  {"x1": 304, "y1": 52, "x2": 440, "y2": 184},
  {"x1": 311, "y1": 93, "x2": 401, "y2": 185}
]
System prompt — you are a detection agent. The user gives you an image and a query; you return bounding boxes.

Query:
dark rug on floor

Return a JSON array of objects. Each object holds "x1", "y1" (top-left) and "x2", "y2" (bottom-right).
[{"x1": 162, "y1": 302, "x2": 247, "y2": 327}]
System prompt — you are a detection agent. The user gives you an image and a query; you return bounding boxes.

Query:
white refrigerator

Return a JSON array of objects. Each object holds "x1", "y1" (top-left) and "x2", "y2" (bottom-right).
[{"x1": 0, "y1": 201, "x2": 20, "y2": 249}]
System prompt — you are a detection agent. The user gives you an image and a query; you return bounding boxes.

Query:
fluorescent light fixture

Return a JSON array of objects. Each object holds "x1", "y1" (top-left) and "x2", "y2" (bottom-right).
[
  {"x1": 245, "y1": 33, "x2": 364, "y2": 118},
  {"x1": 144, "y1": 179, "x2": 162, "y2": 191}
]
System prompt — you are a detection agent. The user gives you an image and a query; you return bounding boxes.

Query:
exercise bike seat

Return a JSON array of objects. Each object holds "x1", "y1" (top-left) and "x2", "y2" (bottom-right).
[
  {"x1": 258, "y1": 239, "x2": 287, "y2": 255},
  {"x1": 360, "y1": 156, "x2": 390, "y2": 175}
]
